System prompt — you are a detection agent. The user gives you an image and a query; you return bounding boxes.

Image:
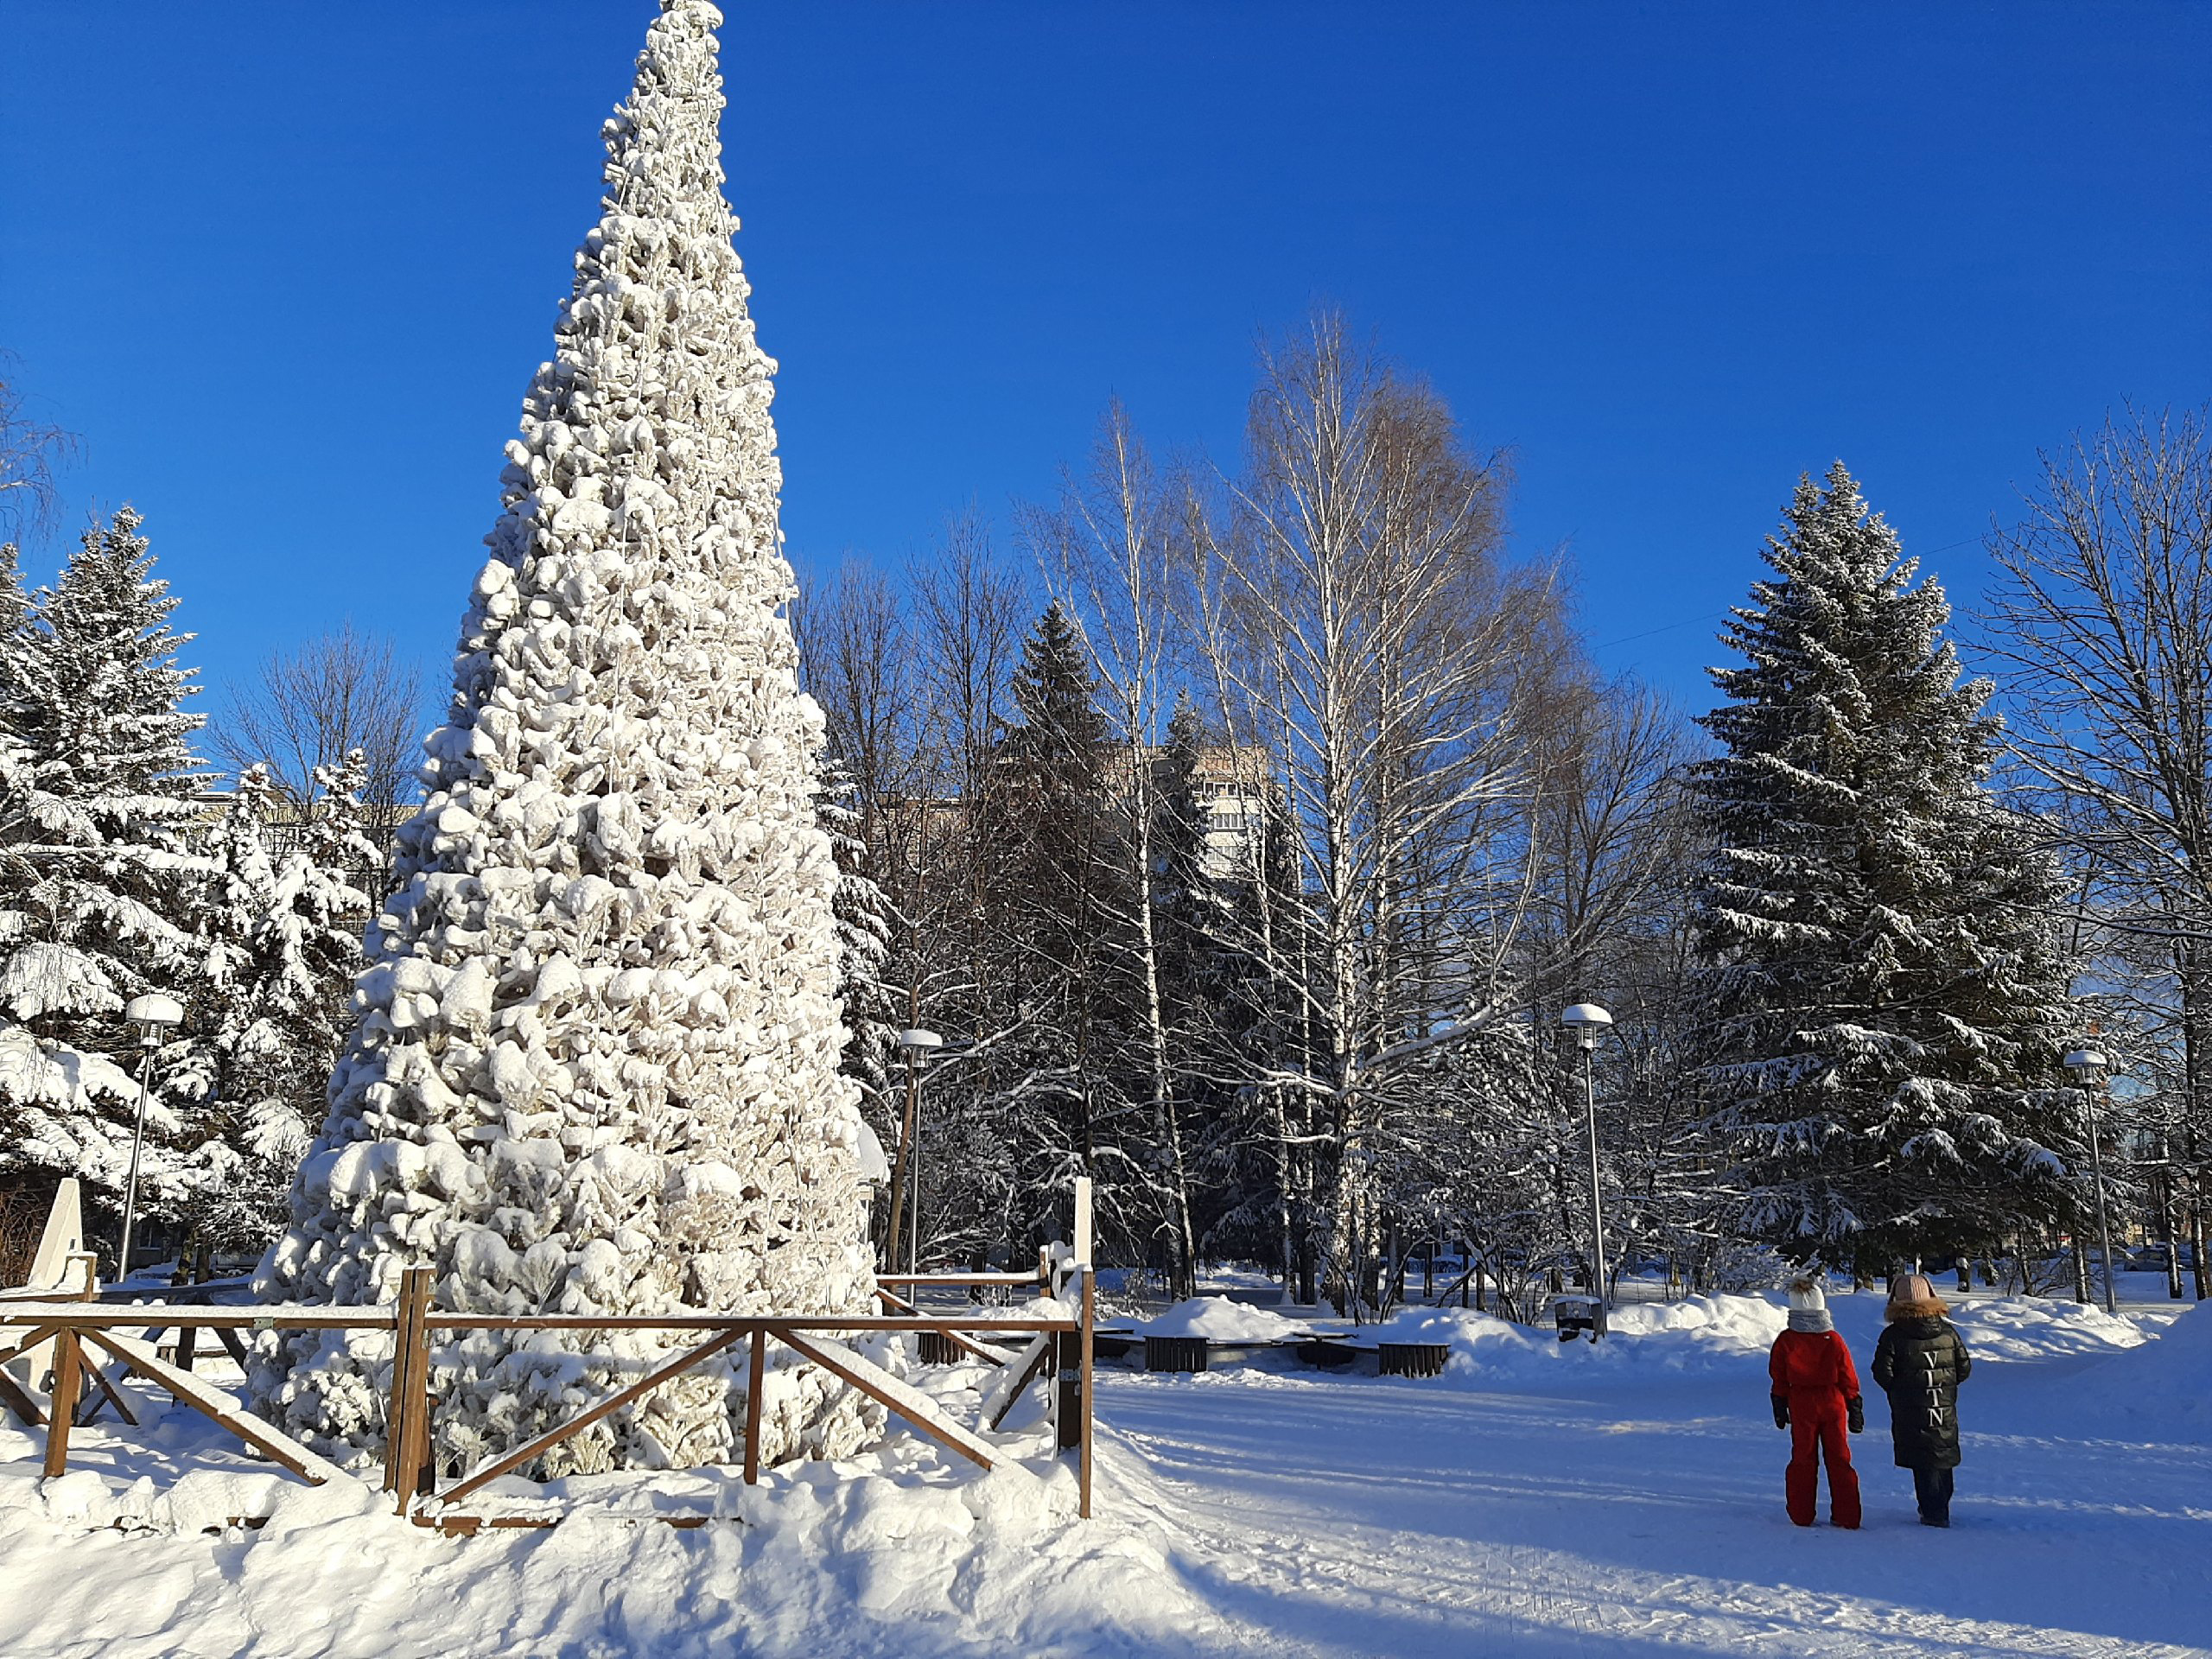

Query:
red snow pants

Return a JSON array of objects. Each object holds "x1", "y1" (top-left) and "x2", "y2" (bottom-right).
[{"x1": 1785, "y1": 1392, "x2": 1860, "y2": 1529}]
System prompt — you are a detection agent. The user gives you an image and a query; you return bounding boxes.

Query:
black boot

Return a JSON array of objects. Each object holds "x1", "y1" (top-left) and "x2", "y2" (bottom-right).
[{"x1": 1911, "y1": 1465, "x2": 1954, "y2": 1528}]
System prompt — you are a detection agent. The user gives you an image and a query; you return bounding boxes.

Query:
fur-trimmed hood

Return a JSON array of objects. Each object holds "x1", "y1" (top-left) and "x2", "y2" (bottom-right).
[
  {"x1": 1885, "y1": 1272, "x2": 1948, "y2": 1322},
  {"x1": 1885, "y1": 1295, "x2": 1948, "y2": 1321}
]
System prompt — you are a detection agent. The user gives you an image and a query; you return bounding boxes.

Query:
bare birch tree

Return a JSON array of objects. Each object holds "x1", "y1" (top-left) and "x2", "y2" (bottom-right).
[
  {"x1": 1186, "y1": 314, "x2": 1561, "y2": 1314},
  {"x1": 798, "y1": 560, "x2": 919, "y2": 822},
  {"x1": 0, "y1": 355, "x2": 79, "y2": 547},
  {"x1": 887, "y1": 519, "x2": 1032, "y2": 1265},
  {"x1": 211, "y1": 623, "x2": 425, "y2": 864},
  {"x1": 1980, "y1": 408, "x2": 2212, "y2": 1296}
]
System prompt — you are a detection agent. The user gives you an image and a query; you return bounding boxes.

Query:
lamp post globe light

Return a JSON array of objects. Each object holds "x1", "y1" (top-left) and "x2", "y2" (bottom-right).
[
  {"x1": 117, "y1": 992, "x2": 185, "y2": 1280},
  {"x1": 1560, "y1": 1003, "x2": 1615, "y2": 1332},
  {"x1": 886, "y1": 1027, "x2": 944, "y2": 1276},
  {"x1": 2063, "y1": 1046, "x2": 2120, "y2": 1318}
]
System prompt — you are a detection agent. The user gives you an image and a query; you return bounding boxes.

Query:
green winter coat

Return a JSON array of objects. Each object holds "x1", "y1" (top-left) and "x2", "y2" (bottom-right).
[{"x1": 1872, "y1": 1313, "x2": 1972, "y2": 1469}]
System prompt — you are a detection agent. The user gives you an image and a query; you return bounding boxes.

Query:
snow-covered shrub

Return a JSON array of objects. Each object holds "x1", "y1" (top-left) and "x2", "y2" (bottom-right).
[{"x1": 1700, "y1": 1241, "x2": 1800, "y2": 1295}]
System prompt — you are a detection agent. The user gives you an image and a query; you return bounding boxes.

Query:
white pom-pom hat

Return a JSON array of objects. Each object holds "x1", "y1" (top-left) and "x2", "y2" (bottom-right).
[{"x1": 1788, "y1": 1277, "x2": 1827, "y2": 1313}]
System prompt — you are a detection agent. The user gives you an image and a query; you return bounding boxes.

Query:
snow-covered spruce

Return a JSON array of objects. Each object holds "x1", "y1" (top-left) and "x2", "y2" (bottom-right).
[
  {"x1": 188, "y1": 759, "x2": 378, "y2": 1254},
  {"x1": 819, "y1": 758, "x2": 895, "y2": 1129},
  {"x1": 1688, "y1": 463, "x2": 2082, "y2": 1270},
  {"x1": 252, "y1": 0, "x2": 879, "y2": 1476},
  {"x1": 0, "y1": 511, "x2": 211, "y2": 1229}
]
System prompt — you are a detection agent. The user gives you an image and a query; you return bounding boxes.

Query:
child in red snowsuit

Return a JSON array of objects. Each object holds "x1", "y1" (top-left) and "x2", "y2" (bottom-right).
[{"x1": 1768, "y1": 1277, "x2": 1863, "y2": 1529}]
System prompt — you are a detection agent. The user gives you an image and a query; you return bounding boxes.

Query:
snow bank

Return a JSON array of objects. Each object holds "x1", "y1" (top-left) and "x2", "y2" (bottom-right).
[
  {"x1": 1804, "y1": 1287, "x2": 2156, "y2": 1373},
  {"x1": 0, "y1": 1445, "x2": 367, "y2": 1538},
  {"x1": 0, "y1": 1429, "x2": 1240, "y2": 1657},
  {"x1": 1605, "y1": 1294, "x2": 1788, "y2": 1352},
  {"x1": 1356, "y1": 1294, "x2": 1786, "y2": 1385},
  {"x1": 1358, "y1": 1292, "x2": 2160, "y2": 1388},
  {"x1": 1120, "y1": 1290, "x2": 2161, "y2": 1389},
  {"x1": 1943, "y1": 1294, "x2": 2149, "y2": 1360},
  {"x1": 1137, "y1": 1297, "x2": 1304, "y2": 1343},
  {"x1": 2037, "y1": 1302, "x2": 2212, "y2": 1443}
]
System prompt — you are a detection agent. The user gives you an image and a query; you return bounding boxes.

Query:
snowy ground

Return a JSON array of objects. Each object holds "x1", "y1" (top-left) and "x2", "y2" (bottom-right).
[
  {"x1": 2, "y1": 1290, "x2": 2206, "y2": 1657},
  {"x1": 1101, "y1": 1292, "x2": 2209, "y2": 1656}
]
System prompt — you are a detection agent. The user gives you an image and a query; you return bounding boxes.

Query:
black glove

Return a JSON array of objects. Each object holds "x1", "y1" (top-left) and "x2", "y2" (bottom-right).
[
  {"x1": 1772, "y1": 1395, "x2": 1789, "y2": 1430},
  {"x1": 1847, "y1": 1397, "x2": 1865, "y2": 1435}
]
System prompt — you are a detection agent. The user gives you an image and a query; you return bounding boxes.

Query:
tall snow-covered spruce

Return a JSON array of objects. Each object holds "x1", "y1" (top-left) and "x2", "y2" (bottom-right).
[
  {"x1": 0, "y1": 510, "x2": 209, "y2": 1243},
  {"x1": 1688, "y1": 464, "x2": 2082, "y2": 1272},
  {"x1": 253, "y1": 0, "x2": 878, "y2": 1474}
]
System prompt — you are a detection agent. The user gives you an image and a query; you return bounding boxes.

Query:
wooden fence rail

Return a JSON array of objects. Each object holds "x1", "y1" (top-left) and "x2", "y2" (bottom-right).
[{"x1": 2, "y1": 1236, "x2": 1098, "y2": 1532}]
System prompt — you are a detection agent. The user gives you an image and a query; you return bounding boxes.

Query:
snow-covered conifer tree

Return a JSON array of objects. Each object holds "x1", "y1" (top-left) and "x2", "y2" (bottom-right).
[
  {"x1": 984, "y1": 602, "x2": 1128, "y2": 1243},
  {"x1": 821, "y1": 760, "x2": 893, "y2": 1137},
  {"x1": 0, "y1": 543, "x2": 30, "y2": 760},
  {"x1": 254, "y1": 0, "x2": 877, "y2": 1474},
  {"x1": 1689, "y1": 464, "x2": 2082, "y2": 1271},
  {"x1": 189, "y1": 760, "x2": 376, "y2": 1252},
  {"x1": 186, "y1": 765, "x2": 284, "y2": 1246},
  {"x1": 0, "y1": 543, "x2": 29, "y2": 655},
  {"x1": 0, "y1": 509, "x2": 208, "y2": 1237}
]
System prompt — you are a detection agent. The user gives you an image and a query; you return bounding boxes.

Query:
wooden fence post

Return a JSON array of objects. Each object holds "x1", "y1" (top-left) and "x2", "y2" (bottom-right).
[
  {"x1": 383, "y1": 1281, "x2": 417, "y2": 1497},
  {"x1": 742, "y1": 1328, "x2": 766, "y2": 1485},
  {"x1": 384, "y1": 1266, "x2": 434, "y2": 1509},
  {"x1": 41, "y1": 1251, "x2": 98, "y2": 1473},
  {"x1": 175, "y1": 1240, "x2": 209, "y2": 1375},
  {"x1": 1072, "y1": 1177, "x2": 1092, "y2": 1279},
  {"x1": 41, "y1": 1331, "x2": 80, "y2": 1478},
  {"x1": 400, "y1": 1268, "x2": 435, "y2": 1503}
]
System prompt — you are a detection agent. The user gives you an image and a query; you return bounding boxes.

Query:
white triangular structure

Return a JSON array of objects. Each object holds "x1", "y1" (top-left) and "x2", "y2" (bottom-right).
[
  {"x1": 3, "y1": 1178, "x2": 86, "y2": 1395},
  {"x1": 26, "y1": 1177, "x2": 84, "y2": 1290},
  {"x1": 251, "y1": 0, "x2": 877, "y2": 1476}
]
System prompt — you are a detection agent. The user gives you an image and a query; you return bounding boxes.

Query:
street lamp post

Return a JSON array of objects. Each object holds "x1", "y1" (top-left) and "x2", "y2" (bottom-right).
[
  {"x1": 1561, "y1": 1003, "x2": 1615, "y2": 1331},
  {"x1": 884, "y1": 1027, "x2": 944, "y2": 1275},
  {"x1": 116, "y1": 992, "x2": 184, "y2": 1280},
  {"x1": 2063, "y1": 1047, "x2": 2120, "y2": 1319}
]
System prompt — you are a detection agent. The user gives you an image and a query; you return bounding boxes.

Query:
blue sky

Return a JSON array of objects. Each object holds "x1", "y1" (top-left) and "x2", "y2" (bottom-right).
[{"x1": 3, "y1": 2, "x2": 2206, "y2": 730}]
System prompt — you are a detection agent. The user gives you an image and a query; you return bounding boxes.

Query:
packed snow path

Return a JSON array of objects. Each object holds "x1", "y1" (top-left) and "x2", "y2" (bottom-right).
[
  {"x1": 1101, "y1": 1357, "x2": 2209, "y2": 1656},
  {"x1": 1, "y1": 1294, "x2": 2205, "y2": 1656}
]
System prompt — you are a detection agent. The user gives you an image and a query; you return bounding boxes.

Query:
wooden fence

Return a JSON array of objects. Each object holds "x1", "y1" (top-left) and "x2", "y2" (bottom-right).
[{"x1": 1, "y1": 1250, "x2": 1097, "y2": 1532}]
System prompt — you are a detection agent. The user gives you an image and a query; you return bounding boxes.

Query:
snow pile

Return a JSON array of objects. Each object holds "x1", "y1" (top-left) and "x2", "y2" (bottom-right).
[
  {"x1": 1944, "y1": 1294, "x2": 2149, "y2": 1361},
  {"x1": 1357, "y1": 1292, "x2": 2157, "y2": 1385},
  {"x1": 1605, "y1": 1294, "x2": 1789, "y2": 1353},
  {"x1": 0, "y1": 1428, "x2": 1236, "y2": 1658},
  {"x1": 1359, "y1": 1306, "x2": 1548, "y2": 1375},
  {"x1": 1796, "y1": 1288, "x2": 2158, "y2": 1371},
  {"x1": 2039, "y1": 1303, "x2": 2212, "y2": 1443},
  {"x1": 0, "y1": 1443, "x2": 382, "y2": 1539},
  {"x1": 1138, "y1": 1297, "x2": 1304, "y2": 1343},
  {"x1": 1357, "y1": 1294, "x2": 1787, "y2": 1384}
]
